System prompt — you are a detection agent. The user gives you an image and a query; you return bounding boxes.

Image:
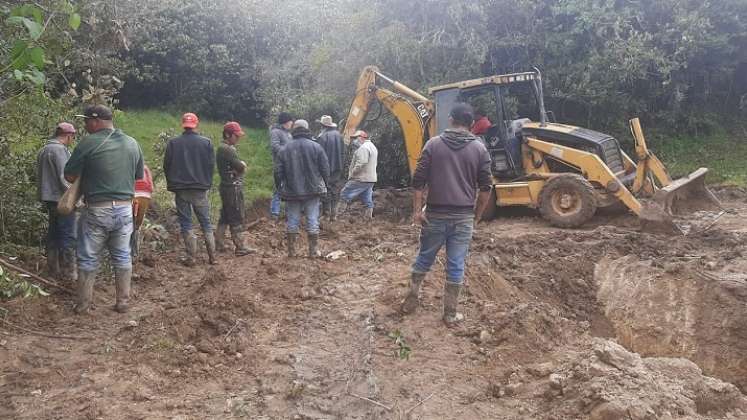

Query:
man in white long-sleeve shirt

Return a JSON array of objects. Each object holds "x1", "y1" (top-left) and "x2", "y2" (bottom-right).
[{"x1": 336, "y1": 130, "x2": 378, "y2": 220}]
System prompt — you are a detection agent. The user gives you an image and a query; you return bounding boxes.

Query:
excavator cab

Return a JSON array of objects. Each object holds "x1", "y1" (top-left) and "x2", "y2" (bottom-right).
[{"x1": 429, "y1": 70, "x2": 548, "y2": 182}]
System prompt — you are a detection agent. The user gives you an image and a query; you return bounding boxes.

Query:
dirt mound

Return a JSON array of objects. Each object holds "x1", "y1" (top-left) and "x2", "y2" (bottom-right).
[{"x1": 505, "y1": 339, "x2": 747, "y2": 419}]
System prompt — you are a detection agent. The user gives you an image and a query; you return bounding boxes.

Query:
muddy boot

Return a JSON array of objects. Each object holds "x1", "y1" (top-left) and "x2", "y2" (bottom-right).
[
  {"x1": 182, "y1": 232, "x2": 197, "y2": 267},
  {"x1": 442, "y1": 281, "x2": 465, "y2": 324},
  {"x1": 75, "y1": 269, "x2": 96, "y2": 314},
  {"x1": 61, "y1": 248, "x2": 77, "y2": 282},
  {"x1": 231, "y1": 226, "x2": 256, "y2": 256},
  {"x1": 114, "y1": 267, "x2": 132, "y2": 313},
  {"x1": 204, "y1": 231, "x2": 217, "y2": 265},
  {"x1": 329, "y1": 201, "x2": 338, "y2": 222},
  {"x1": 400, "y1": 272, "x2": 426, "y2": 314},
  {"x1": 364, "y1": 207, "x2": 373, "y2": 222},
  {"x1": 46, "y1": 248, "x2": 60, "y2": 280},
  {"x1": 215, "y1": 224, "x2": 227, "y2": 253},
  {"x1": 336, "y1": 201, "x2": 348, "y2": 218},
  {"x1": 286, "y1": 232, "x2": 298, "y2": 257},
  {"x1": 308, "y1": 233, "x2": 321, "y2": 258}
]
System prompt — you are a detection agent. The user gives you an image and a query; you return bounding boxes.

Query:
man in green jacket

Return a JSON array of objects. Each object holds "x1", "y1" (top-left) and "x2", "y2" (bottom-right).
[{"x1": 64, "y1": 105, "x2": 144, "y2": 314}]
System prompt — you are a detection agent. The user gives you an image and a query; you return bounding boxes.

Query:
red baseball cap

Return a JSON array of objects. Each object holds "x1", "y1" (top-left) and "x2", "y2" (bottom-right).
[
  {"x1": 224, "y1": 121, "x2": 245, "y2": 137},
  {"x1": 181, "y1": 113, "x2": 199, "y2": 129}
]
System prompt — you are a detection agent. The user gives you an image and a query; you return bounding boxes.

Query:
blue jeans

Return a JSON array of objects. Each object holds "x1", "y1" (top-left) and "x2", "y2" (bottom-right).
[
  {"x1": 412, "y1": 215, "x2": 474, "y2": 283},
  {"x1": 77, "y1": 205, "x2": 133, "y2": 272},
  {"x1": 270, "y1": 189, "x2": 282, "y2": 217},
  {"x1": 286, "y1": 197, "x2": 321, "y2": 234},
  {"x1": 45, "y1": 201, "x2": 76, "y2": 251},
  {"x1": 175, "y1": 190, "x2": 212, "y2": 235},
  {"x1": 340, "y1": 181, "x2": 374, "y2": 208}
]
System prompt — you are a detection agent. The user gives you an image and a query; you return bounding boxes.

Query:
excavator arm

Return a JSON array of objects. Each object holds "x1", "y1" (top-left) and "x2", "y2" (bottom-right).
[{"x1": 341, "y1": 66, "x2": 435, "y2": 175}]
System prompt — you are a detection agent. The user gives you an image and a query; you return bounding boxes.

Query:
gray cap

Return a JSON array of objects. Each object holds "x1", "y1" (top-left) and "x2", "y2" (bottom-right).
[{"x1": 293, "y1": 119, "x2": 309, "y2": 130}]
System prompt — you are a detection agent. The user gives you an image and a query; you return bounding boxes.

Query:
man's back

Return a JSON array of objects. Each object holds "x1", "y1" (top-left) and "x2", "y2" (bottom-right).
[
  {"x1": 317, "y1": 128, "x2": 344, "y2": 175},
  {"x1": 65, "y1": 129, "x2": 144, "y2": 203},
  {"x1": 164, "y1": 130, "x2": 214, "y2": 191},
  {"x1": 277, "y1": 136, "x2": 330, "y2": 200},
  {"x1": 412, "y1": 129, "x2": 492, "y2": 213}
]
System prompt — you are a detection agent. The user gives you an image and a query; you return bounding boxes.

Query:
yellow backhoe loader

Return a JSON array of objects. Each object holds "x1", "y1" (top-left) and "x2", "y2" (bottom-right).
[{"x1": 342, "y1": 66, "x2": 721, "y2": 233}]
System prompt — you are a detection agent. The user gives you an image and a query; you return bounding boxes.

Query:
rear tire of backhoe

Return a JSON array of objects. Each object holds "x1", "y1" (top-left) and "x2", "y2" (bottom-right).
[{"x1": 538, "y1": 174, "x2": 597, "y2": 228}]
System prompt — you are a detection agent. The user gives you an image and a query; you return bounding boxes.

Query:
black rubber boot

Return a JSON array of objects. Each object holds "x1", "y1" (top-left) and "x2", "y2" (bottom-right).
[
  {"x1": 75, "y1": 269, "x2": 96, "y2": 314},
  {"x1": 231, "y1": 226, "x2": 256, "y2": 256}
]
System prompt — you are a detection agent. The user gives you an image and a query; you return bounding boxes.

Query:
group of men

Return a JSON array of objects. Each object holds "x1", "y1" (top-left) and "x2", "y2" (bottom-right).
[
  {"x1": 269, "y1": 114, "x2": 379, "y2": 257},
  {"x1": 38, "y1": 101, "x2": 490, "y2": 324}
]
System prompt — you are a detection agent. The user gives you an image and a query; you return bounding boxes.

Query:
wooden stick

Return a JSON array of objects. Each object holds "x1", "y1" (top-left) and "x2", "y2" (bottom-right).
[
  {"x1": 405, "y1": 390, "x2": 438, "y2": 415},
  {"x1": 0, "y1": 318, "x2": 89, "y2": 340},
  {"x1": 0, "y1": 257, "x2": 75, "y2": 295},
  {"x1": 349, "y1": 392, "x2": 393, "y2": 411}
]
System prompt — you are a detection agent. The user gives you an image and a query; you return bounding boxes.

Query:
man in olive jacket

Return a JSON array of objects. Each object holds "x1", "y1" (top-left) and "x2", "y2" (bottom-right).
[
  {"x1": 163, "y1": 113, "x2": 216, "y2": 266},
  {"x1": 274, "y1": 120, "x2": 330, "y2": 257}
]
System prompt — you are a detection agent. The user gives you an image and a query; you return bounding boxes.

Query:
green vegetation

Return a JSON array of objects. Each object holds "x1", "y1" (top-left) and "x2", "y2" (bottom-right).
[{"x1": 655, "y1": 129, "x2": 747, "y2": 187}]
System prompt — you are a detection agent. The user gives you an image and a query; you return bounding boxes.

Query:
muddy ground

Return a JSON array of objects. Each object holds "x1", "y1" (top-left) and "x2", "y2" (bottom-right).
[{"x1": 1, "y1": 188, "x2": 747, "y2": 419}]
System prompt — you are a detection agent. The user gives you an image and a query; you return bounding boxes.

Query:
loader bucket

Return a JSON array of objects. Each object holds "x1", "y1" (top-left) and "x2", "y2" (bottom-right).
[
  {"x1": 639, "y1": 168, "x2": 722, "y2": 235},
  {"x1": 651, "y1": 168, "x2": 722, "y2": 216}
]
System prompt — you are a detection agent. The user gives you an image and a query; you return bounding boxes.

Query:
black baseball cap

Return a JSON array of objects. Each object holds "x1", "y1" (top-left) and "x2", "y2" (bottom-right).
[
  {"x1": 277, "y1": 112, "x2": 294, "y2": 125},
  {"x1": 75, "y1": 105, "x2": 113, "y2": 120},
  {"x1": 449, "y1": 103, "x2": 474, "y2": 126}
]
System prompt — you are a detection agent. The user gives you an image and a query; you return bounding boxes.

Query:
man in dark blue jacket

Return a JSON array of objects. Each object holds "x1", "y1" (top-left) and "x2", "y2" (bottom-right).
[
  {"x1": 274, "y1": 120, "x2": 330, "y2": 257},
  {"x1": 163, "y1": 113, "x2": 216, "y2": 266},
  {"x1": 315, "y1": 115, "x2": 344, "y2": 221}
]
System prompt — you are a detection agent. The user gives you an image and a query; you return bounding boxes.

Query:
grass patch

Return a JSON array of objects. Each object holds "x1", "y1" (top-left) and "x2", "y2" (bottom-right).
[
  {"x1": 651, "y1": 126, "x2": 747, "y2": 187},
  {"x1": 116, "y1": 109, "x2": 273, "y2": 216}
]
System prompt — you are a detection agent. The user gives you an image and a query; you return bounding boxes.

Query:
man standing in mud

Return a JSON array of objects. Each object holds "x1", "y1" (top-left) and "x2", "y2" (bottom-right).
[
  {"x1": 315, "y1": 115, "x2": 344, "y2": 221},
  {"x1": 401, "y1": 103, "x2": 492, "y2": 324},
  {"x1": 274, "y1": 120, "x2": 330, "y2": 258},
  {"x1": 215, "y1": 121, "x2": 256, "y2": 256},
  {"x1": 336, "y1": 130, "x2": 377, "y2": 221},
  {"x1": 164, "y1": 113, "x2": 216, "y2": 266},
  {"x1": 269, "y1": 112, "x2": 294, "y2": 221},
  {"x1": 37, "y1": 122, "x2": 78, "y2": 282},
  {"x1": 64, "y1": 105, "x2": 144, "y2": 314}
]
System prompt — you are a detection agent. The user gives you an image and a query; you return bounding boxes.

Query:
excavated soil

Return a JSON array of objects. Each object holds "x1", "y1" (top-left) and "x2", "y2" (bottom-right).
[{"x1": 1, "y1": 190, "x2": 746, "y2": 419}]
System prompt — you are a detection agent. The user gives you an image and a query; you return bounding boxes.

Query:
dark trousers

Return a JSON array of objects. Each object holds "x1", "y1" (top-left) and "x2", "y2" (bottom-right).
[
  {"x1": 45, "y1": 201, "x2": 76, "y2": 251},
  {"x1": 219, "y1": 184, "x2": 245, "y2": 228},
  {"x1": 322, "y1": 173, "x2": 344, "y2": 216}
]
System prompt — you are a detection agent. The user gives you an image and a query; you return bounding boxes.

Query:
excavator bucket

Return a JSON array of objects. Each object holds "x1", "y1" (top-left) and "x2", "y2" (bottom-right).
[{"x1": 639, "y1": 168, "x2": 722, "y2": 235}]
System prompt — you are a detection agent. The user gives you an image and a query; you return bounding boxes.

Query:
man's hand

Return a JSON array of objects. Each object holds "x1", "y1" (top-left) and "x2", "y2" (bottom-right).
[{"x1": 412, "y1": 210, "x2": 428, "y2": 226}]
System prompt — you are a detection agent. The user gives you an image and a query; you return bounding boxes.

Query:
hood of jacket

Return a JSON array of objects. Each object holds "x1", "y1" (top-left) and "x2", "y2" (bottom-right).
[{"x1": 440, "y1": 128, "x2": 479, "y2": 150}]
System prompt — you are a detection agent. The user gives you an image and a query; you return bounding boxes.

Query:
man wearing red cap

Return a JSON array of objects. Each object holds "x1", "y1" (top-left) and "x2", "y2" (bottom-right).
[
  {"x1": 215, "y1": 122, "x2": 256, "y2": 256},
  {"x1": 164, "y1": 113, "x2": 217, "y2": 265},
  {"x1": 37, "y1": 122, "x2": 78, "y2": 282}
]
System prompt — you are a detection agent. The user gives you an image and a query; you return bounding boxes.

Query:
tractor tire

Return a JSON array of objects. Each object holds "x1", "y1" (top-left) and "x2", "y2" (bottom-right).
[
  {"x1": 538, "y1": 174, "x2": 598, "y2": 228},
  {"x1": 481, "y1": 187, "x2": 498, "y2": 221}
]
